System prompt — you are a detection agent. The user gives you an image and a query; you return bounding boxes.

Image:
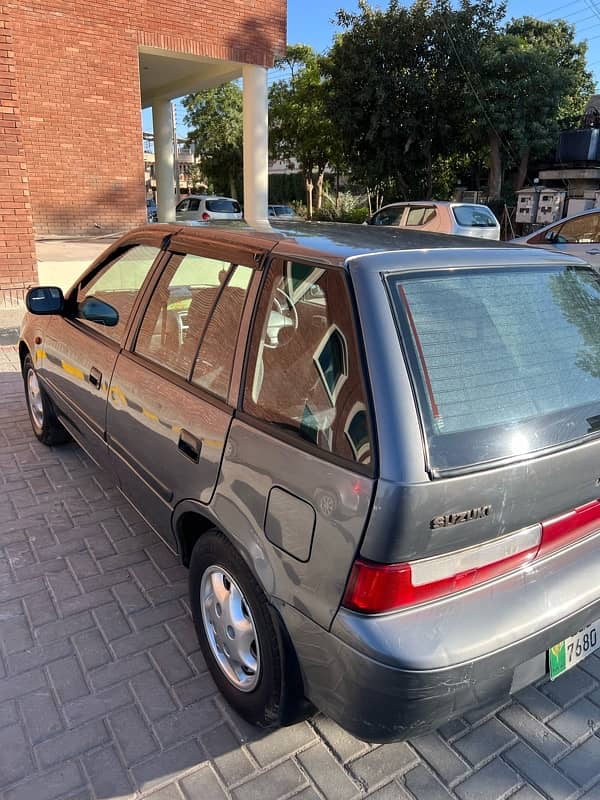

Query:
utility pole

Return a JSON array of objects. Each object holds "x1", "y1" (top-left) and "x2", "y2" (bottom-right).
[{"x1": 172, "y1": 101, "x2": 180, "y2": 202}]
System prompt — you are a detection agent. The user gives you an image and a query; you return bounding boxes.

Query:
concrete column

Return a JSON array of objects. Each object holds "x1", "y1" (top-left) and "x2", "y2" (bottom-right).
[
  {"x1": 152, "y1": 99, "x2": 176, "y2": 223},
  {"x1": 243, "y1": 64, "x2": 269, "y2": 226}
]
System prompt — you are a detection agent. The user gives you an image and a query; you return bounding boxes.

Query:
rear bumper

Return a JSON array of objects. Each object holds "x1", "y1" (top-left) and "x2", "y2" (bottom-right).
[{"x1": 281, "y1": 532, "x2": 600, "y2": 742}]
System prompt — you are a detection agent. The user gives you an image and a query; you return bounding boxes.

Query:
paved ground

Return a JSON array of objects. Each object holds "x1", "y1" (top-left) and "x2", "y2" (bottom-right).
[{"x1": 1, "y1": 343, "x2": 600, "y2": 800}]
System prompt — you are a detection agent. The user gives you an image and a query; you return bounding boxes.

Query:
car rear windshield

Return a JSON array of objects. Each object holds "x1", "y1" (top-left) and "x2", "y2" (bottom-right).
[
  {"x1": 452, "y1": 205, "x2": 497, "y2": 227},
  {"x1": 388, "y1": 266, "x2": 600, "y2": 472},
  {"x1": 205, "y1": 199, "x2": 241, "y2": 213}
]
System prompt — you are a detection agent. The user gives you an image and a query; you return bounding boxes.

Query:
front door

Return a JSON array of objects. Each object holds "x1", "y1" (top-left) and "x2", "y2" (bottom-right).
[
  {"x1": 106, "y1": 249, "x2": 255, "y2": 547},
  {"x1": 41, "y1": 242, "x2": 162, "y2": 468}
]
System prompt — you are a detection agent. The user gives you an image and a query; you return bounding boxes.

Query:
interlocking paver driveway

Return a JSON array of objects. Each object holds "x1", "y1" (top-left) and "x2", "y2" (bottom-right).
[{"x1": 1, "y1": 343, "x2": 600, "y2": 800}]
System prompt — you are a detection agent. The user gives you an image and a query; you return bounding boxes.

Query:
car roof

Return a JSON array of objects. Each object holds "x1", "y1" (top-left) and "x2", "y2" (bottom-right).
[
  {"x1": 378, "y1": 200, "x2": 491, "y2": 210},
  {"x1": 184, "y1": 194, "x2": 239, "y2": 201},
  {"x1": 122, "y1": 220, "x2": 586, "y2": 271}
]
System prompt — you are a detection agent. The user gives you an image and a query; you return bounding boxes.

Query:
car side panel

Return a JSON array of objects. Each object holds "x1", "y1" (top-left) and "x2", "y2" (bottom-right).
[
  {"x1": 38, "y1": 318, "x2": 118, "y2": 469},
  {"x1": 107, "y1": 353, "x2": 233, "y2": 548},
  {"x1": 209, "y1": 418, "x2": 375, "y2": 629}
]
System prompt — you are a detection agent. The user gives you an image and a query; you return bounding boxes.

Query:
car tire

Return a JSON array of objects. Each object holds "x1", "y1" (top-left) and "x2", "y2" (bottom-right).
[
  {"x1": 189, "y1": 529, "x2": 299, "y2": 728},
  {"x1": 23, "y1": 353, "x2": 70, "y2": 446}
]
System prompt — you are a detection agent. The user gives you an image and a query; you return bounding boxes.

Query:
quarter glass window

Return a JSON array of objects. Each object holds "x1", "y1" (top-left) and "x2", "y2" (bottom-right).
[
  {"x1": 77, "y1": 245, "x2": 160, "y2": 344},
  {"x1": 135, "y1": 253, "x2": 232, "y2": 378},
  {"x1": 244, "y1": 261, "x2": 372, "y2": 465}
]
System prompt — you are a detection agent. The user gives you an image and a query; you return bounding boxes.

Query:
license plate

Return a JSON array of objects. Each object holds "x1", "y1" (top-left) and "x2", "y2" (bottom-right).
[{"x1": 549, "y1": 620, "x2": 600, "y2": 680}]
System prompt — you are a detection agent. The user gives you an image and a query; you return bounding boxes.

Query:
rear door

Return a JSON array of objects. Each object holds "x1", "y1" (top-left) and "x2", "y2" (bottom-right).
[
  {"x1": 41, "y1": 240, "x2": 163, "y2": 468},
  {"x1": 225, "y1": 258, "x2": 376, "y2": 627},
  {"x1": 106, "y1": 243, "x2": 259, "y2": 546}
]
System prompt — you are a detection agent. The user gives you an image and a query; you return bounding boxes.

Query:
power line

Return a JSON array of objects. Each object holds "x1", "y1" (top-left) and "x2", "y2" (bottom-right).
[
  {"x1": 440, "y1": 13, "x2": 520, "y2": 166},
  {"x1": 538, "y1": 0, "x2": 587, "y2": 17}
]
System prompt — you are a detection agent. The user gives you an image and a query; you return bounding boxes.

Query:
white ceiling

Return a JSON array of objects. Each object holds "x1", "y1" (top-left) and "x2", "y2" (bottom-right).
[{"x1": 139, "y1": 48, "x2": 242, "y2": 107}]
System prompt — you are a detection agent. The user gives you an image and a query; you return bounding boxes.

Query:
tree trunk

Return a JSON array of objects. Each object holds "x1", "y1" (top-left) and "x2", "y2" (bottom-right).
[
  {"x1": 425, "y1": 142, "x2": 432, "y2": 200},
  {"x1": 229, "y1": 175, "x2": 237, "y2": 200},
  {"x1": 305, "y1": 174, "x2": 314, "y2": 219},
  {"x1": 488, "y1": 131, "x2": 502, "y2": 200},
  {"x1": 513, "y1": 147, "x2": 530, "y2": 192},
  {"x1": 315, "y1": 170, "x2": 325, "y2": 210}
]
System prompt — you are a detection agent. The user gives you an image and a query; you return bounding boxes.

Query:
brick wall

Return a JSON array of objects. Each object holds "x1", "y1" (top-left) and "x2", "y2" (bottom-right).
[
  {"x1": 0, "y1": 0, "x2": 286, "y2": 302},
  {"x1": 0, "y1": 16, "x2": 37, "y2": 306}
]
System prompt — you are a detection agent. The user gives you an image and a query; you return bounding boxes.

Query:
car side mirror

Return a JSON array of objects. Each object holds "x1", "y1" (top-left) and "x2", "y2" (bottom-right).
[
  {"x1": 26, "y1": 286, "x2": 64, "y2": 315},
  {"x1": 78, "y1": 296, "x2": 119, "y2": 326}
]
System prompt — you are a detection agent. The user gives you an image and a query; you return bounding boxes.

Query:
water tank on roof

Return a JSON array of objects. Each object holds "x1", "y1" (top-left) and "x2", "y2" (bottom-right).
[{"x1": 557, "y1": 129, "x2": 600, "y2": 162}]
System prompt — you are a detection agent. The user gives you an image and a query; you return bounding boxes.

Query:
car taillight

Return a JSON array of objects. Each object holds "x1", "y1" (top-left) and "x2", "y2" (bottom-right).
[
  {"x1": 202, "y1": 211, "x2": 210, "y2": 220},
  {"x1": 343, "y1": 525, "x2": 541, "y2": 613},
  {"x1": 539, "y1": 499, "x2": 600, "y2": 558},
  {"x1": 343, "y1": 499, "x2": 600, "y2": 614}
]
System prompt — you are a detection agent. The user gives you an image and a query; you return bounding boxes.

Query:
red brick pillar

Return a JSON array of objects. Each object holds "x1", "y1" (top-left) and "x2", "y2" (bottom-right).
[{"x1": 0, "y1": 16, "x2": 37, "y2": 308}]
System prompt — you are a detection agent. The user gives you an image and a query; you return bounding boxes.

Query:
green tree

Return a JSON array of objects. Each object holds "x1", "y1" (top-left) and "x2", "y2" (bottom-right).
[
  {"x1": 182, "y1": 83, "x2": 243, "y2": 199},
  {"x1": 449, "y1": 14, "x2": 592, "y2": 197},
  {"x1": 269, "y1": 44, "x2": 339, "y2": 217},
  {"x1": 324, "y1": 0, "x2": 504, "y2": 202}
]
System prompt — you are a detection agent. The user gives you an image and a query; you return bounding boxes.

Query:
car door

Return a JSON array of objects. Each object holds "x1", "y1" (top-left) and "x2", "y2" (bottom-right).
[
  {"x1": 176, "y1": 197, "x2": 201, "y2": 221},
  {"x1": 41, "y1": 240, "x2": 164, "y2": 468},
  {"x1": 221, "y1": 258, "x2": 376, "y2": 628},
  {"x1": 540, "y1": 213, "x2": 600, "y2": 264},
  {"x1": 105, "y1": 244, "x2": 258, "y2": 547}
]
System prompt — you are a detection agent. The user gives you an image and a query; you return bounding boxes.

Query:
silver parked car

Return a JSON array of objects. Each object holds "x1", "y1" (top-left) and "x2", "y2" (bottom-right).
[
  {"x1": 367, "y1": 200, "x2": 501, "y2": 239},
  {"x1": 176, "y1": 194, "x2": 242, "y2": 222},
  {"x1": 512, "y1": 208, "x2": 600, "y2": 266},
  {"x1": 19, "y1": 222, "x2": 600, "y2": 741}
]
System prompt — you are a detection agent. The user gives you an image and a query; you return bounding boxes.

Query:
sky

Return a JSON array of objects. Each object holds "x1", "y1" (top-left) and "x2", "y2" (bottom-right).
[{"x1": 144, "y1": 0, "x2": 600, "y2": 137}]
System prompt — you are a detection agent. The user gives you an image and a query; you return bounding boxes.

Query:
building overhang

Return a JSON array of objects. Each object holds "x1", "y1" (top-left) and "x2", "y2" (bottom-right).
[{"x1": 139, "y1": 47, "x2": 242, "y2": 107}]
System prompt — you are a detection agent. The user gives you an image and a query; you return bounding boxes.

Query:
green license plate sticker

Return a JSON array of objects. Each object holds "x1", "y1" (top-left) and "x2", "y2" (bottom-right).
[{"x1": 549, "y1": 621, "x2": 600, "y2": 680}]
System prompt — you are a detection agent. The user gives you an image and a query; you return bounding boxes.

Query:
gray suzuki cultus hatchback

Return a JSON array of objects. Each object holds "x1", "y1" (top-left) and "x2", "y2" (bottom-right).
[{"x1": 19, "y1": 222, "x2": 600, "y2": 741}]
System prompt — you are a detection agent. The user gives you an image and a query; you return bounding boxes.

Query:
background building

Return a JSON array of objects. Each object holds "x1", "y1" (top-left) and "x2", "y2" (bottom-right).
[{"x1": 0, "y1": 0, "x2": 286, "y2": 306}]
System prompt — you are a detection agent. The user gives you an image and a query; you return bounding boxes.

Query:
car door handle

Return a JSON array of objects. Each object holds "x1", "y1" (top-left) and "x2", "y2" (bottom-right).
[
  {"x1": 587, "y1": 249, "x2": 600, "y2": 254},
  {"x1": 89, "y1": 367, "x2": 102, "y2": 389},
  {"x1": 178, "y1": 429, "x2": 201, "y2": 463}
]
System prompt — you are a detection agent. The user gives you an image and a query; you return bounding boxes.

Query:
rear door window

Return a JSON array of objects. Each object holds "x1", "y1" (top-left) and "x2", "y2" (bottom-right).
[
  {"x1": 134, "y1": 253, "x2": 232, "y2": 378},
  {"x1": 388, "y1": 266, "x2": 600, "y2": 471},
  {"x1": 405, "y1": 207, "x2": 436, "y2": 226}
]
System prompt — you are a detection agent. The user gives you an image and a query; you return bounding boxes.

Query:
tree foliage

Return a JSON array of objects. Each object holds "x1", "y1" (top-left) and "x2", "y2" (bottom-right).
[
  {"x1": 324, "y1": 0, "x2": 592, "y2": 202},
  {"x1": 180, "y1": 2, "x2": 593, "y2": 210},
  {"x1": 269, "y1": 44, "x2": 339, "y2": 216},
  {"x1": 182, "y1": 83, "x2": 243, "y2": 198}
]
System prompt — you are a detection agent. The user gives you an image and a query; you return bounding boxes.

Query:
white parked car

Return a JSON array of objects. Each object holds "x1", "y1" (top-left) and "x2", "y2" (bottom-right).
[
  {"x1": 176, "y1": 195, "x2": 242, "y2": 222},
  {"x1": 512, "y1": 208, "x2": 600, "y2": 266},
  {"x1": 366, "y1": 201, "x2": 500, "y2": 240}
]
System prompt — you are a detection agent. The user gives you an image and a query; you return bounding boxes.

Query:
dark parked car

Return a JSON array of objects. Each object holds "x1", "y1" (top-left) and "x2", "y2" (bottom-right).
[
  {"x1": 268, "y1": 204, "x2": 299, "y2": 219},
  {"x1": 20, "y1": 222, "x2": 600, "y2": 741}
]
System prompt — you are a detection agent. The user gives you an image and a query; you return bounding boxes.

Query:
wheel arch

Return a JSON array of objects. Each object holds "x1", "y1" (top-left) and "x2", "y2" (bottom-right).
[
  {"x1": 19, "y1": 341, "x2": 30, "y2": 371},
  {"x1": 173, "y1": 507, "x2": 216, "y2": 568},
  {"x1": 171, "y1": 499, "x2": 275, "y2": 597},
  {"x1": 177, "y1": 501, "x2": 308, "y2": 718}
]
